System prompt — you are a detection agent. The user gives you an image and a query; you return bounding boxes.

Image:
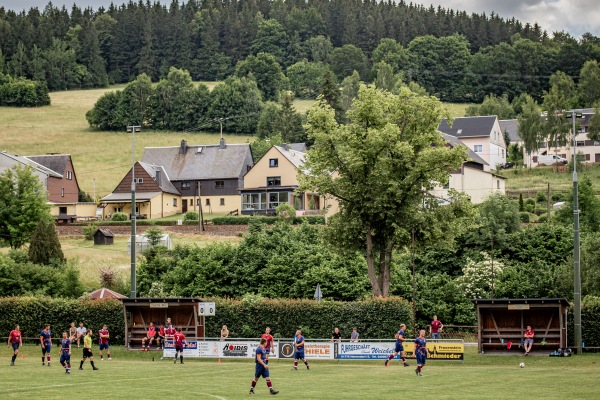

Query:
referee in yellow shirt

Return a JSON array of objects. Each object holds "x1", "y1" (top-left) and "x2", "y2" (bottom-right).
[{"x1": 79, "y1": 330, "x2": 99, "y2": 370}]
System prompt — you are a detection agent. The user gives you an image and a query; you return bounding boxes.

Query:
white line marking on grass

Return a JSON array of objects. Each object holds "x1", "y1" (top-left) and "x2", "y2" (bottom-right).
[{"x1": 3, "y1": 372, "x2": 227, "y2": 397}]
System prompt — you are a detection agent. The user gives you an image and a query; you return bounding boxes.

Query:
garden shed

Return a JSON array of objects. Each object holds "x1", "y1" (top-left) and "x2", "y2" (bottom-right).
[
  {"x1": 93, "y1": 228, "x2": 114, "y2": 245},
  {"x1": 472, "y1": 298, "x2": 569, "y2": 354},
  {"x1": 120, "y1": 298, "x2": 205, "y2": 349}
]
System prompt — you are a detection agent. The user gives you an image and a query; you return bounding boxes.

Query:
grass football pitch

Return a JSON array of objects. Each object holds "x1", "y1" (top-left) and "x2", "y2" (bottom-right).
[{"x1": 2, "y1": 345, "x2": 599, "y2": 399}]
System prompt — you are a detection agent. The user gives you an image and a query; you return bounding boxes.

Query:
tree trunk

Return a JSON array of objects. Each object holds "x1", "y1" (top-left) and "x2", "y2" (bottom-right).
[
  {"x1": 382, "y1": 240, "x2": 393, "y2": 297},
  {"x1": 491, "y1": 237, "x2": 495, "y2": 299},
  {"x1": 366, "y1": 227, "x2": 382, "y2": 296}
]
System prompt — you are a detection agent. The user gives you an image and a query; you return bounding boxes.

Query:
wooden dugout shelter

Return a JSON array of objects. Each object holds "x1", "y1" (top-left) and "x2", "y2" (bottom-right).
[
  {"x1": 472, "y1": 298, "x2": 569, "y2": 354},
  {"x1": 121, "y1": 298, "x2": 205, "y2": 349}
]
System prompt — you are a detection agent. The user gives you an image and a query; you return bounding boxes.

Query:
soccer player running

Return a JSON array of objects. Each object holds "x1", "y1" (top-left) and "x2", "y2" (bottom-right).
[
  {"x1": 385, "y1": 323, "x2": 410, "y2": 367},
  {"x1": 141, "y1": 322, "x2": 156, "y2": 351},
  {"x1": 173, "y1": 327, "x2": 187, "y2": 364},
  {"x1": 414, "y1": 329, "x2": 430, "y2": 377},
  {"x1": 59, "y1": 332, "x2": 72, "y2": 374},
  {"x1": 250, "y1": 337, "x2": 279, "y2": 395},
  {"x1": 7, "y1": 324, "x2": 22, "y2": 366},
  {"x1": 40, "y1": 324, "x2": 52, "y2": 366},
  {"x1": 98, "y1": 324, "x2": 111, "y2": 360},
  {"x1": 79, "y1": 330, "x2": 99, "y2": 371},
  {"x1": 261, "y1": 327, "x2": 275, "y2": 364},
  {"x1": 292, "y1": 330, "x2": 309, "y2": 371}
]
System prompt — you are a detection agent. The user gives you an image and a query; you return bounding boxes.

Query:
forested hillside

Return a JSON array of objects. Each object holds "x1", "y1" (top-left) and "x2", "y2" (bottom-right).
[{"x1": 1, "y1": 0, "x2": 599, "y2": 102}]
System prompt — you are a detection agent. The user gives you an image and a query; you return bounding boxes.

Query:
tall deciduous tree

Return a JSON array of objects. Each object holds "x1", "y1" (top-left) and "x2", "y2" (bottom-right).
[
  {"x1": 518, "y1": 94, "x2": 543, "y2": 166},
  {"x1": 235, "y1": 52, "x2": 287, "y2": 102},
  {"x1": 0, "y1": 165, "x2": 51, "y2": 249},
  {"x1": 578, "y1": 60, "x2": 600, "y2": 107},
  {"x1": 299, "y1": 85, "x2": 467, "y2": 297},
  {"x1": 542, "y1": 71, "x2": 577, "y2": 152}
]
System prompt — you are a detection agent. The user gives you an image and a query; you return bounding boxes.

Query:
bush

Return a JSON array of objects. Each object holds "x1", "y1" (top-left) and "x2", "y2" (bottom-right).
[
  {"x1": 552, "y1": 193, "x2": 566, "y2": 202},
  {"x1": 0, "y1": 297, "x2": 124, "y2": 343},
  {"x1": 536, "y1": 191, "x2": 547, "y2": 203},
  {"x1": 212, "y1": 216, "x2": 325, "y2": 225},
  {"x1": 519, "y1": 212, "x2": 530, "y2": 223},
  {"x1": 112, "y1": 212, "x2": 128, "y2": 221},
  {"x1": 537, "y1": 214, "x2": 548, "y2": 223},
  {"x1": 568, "y1": 296, "x2": 600, "y2": 349},
  {"x1": 525, "y1": 203, "x2": 535, "y2": 213},
  {"x1": 0, "y1": 75, "x2": 51, "y2": 107},
  {"x1": 204, "y1": 297, "x2": 413, "y2": 339},
  {"x1": 525, "y1": 198, "x2": 536, "y2": 206},
  {"x1": 82, "y1": 223, "x2": 98, "y2": 240},
  {"x1": 184, "y1": 211, "x2": 199, "y2": 221}
]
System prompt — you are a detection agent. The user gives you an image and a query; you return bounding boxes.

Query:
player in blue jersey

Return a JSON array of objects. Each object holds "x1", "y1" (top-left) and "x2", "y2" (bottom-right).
[
  {"x1": 292, "y1": 330, "x2": 310, "y2": 371},
  {"x1": 249, "y1": 338, "x2": 279, "y2": 395},
  {"x1": 59, "y1": 331, "x2": 72, "y2": 374},
  {"x1": 385, "y1": 323, "x2": 410, "y2": 367},
  {"x1": 40, "y1": 324, "x2": 52, "y2": 366},
  {"x1": 414, "y1": 329, "x2": 430, "y2": 377}
]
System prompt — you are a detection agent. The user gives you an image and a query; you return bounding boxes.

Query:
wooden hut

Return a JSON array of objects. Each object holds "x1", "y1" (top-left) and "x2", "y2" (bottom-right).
[
  {"x1": 472, "y1": 298, "x2": 569, "y2": 354},
  {"x1": 93, "y1": 228, "x2": 114, "y2": 245},
  {"x1": 120, "y1": 298, "x2": 205, "y2": 349},
  {"x1": 88, "y1": 287, "x2": 127, "y2": 300}
]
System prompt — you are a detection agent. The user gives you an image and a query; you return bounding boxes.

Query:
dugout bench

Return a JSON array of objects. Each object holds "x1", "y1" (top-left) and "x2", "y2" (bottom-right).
[
  {"x1": 472, "y1": 298, "x2": 569, "y2": 355},
  {"x1": 121, "y1": 298, "x2": 205, "y2": 350}
]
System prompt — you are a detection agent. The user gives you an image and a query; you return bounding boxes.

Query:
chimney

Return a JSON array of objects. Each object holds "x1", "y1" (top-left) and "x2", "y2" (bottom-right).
[
  {"x1": 155, "y1": 169, "x2": 161, "y2": 186},
  {"x1": 219, "y1": 138, "x2": 226, "y2": 149},
  {"x1": 180, "y1": 140, "x2": 188, "y2": 155}
]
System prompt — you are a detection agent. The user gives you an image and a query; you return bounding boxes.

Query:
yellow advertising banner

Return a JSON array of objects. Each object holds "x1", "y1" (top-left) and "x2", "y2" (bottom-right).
[{"x1": 403, "y1": 343, "x2": 464, "y2": 360}]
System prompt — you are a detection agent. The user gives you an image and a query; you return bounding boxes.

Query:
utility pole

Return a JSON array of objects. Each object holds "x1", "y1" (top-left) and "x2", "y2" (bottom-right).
[
  {"x1": 127, "y1": 125, "x2": 141, "y2": 299},
  {"x1": 568, "y1": 110, "x2": 582, "y2": 354},
  {"x1": 547, "y1": 182, "x2": 550, "y2": 223},
  {"x1": 198, "y1": 181, "x2": 205, "y2": 232}
]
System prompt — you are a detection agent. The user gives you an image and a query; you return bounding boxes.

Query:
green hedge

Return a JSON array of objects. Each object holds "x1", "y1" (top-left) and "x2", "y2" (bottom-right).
[
  {"x1": 568, "y1": 296, "x2": 600, "y2": 350},
  {"x1": 204, "y1": 297, "x2": 413, "y2": 339},
  {"x1": 0, "y1": 297, "x2": 124, "y2": 343},
  {"x1": 212, "y1": 216, "x2": 325, "y2": 225}
]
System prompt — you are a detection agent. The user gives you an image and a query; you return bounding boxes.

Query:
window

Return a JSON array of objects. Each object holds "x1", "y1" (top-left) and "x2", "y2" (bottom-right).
[
  {"x1": 242, "y1": 193, "x2": 267, "y2": 210},
  {"x1": 215, "y1": 181, "x2": 224, "y2": 189},
  {"x1": 585, "y1": 154, "x2": 591, "y2": 161},
  {"x1": 134, "y1": 178, "x2": 143, "y2": 184},
  {"x1": 473, "y1": 145, "x2": 483, "y2": 153},
  {"x1": 66, "y1": 171, "x2": 72, "y2": 180},
  {"x1": 497, "y1": 180, "x2": 500, "y2": 189},
  {"x1": 502, "y1": 149, "x2": 505, "y2": 158},
  {"x1": 135, "y1": 206, "x2": 140, "y2": 213},
  {"x1": 267, "y1": 176, "x2": 281, "y2": 186},
  {"x1": 197, "y1": 199, "x2": 201, "y2": 206},
  {"x1": 61, "y1": 188, "x2": 64, "y2": 197},
  {"x1": 268, "y1": 191, "x2": 289, "y2": 208},
  {"x1": 269, "y1": 158, "x2": 279, "y2": 167},
  {"x1": 173, "y1": 198, "x2": 177, "y2": 207},
  {"x1": 220, "y1": 198, "x2": 225, "y2": 206},
  {"x1": 206, "y1": 199, "x2": 211, "y2": 206},
  {"x1": 59, "y1": 207, "x2": 67, "y2": 215},
  {"x1": 113, "y1": 207, "x2": 122, "y2": 213},
  {"x1": 189, "y1": 199, "x2": 193, "y2": 206},
  {"x1": 182, "y1": 182, "x2": 190, "y2": 189}
]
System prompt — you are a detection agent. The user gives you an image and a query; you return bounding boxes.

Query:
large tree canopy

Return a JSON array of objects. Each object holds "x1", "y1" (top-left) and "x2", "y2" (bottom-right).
[{"x1": 299, "y1": 85, "x2": 467, "y2": 296}]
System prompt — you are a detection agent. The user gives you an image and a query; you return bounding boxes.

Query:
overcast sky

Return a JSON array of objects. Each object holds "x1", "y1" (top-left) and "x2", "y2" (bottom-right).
[{"x1": 2, "y1": 0, "x2": 598, "y2": 38}]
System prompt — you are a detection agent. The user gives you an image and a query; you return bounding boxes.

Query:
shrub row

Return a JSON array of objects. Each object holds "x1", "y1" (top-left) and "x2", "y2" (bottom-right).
[
  {"x1": 211, "y1": 216, "x2": 325, "y2": 225},
  {"x1": 568, "y1": 296, "x2": 600, "y2": 350},
  {"x1": 0, "y1": 74, "x2": 51, "y2": 107},
  {"x1": 0, "y1": 297, "x2": 124, "y2": 343},
  {"x1": 204, "y1": 297, "x2": 413, "y2": 339}
]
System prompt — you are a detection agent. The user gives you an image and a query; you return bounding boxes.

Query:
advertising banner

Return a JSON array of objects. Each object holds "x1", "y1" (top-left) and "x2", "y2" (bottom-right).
[
  {"x1": 278, "y1": 342, "x2": 335, "y2": 360},
  {"x1": 162, "y1": 340, "x2": 199, "y2": 358},
  {"x1": 338, "y1": 341, "x2": 464, "y2": 361}
]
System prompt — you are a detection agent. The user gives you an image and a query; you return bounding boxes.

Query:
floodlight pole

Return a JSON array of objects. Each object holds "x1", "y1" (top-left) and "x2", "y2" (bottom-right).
[
  {"x1": 568, "y1": 110, "x2": 582, "y2": 354},
  {"x1": 127, "y1": 125, "x2": 141, "y2": 299}
]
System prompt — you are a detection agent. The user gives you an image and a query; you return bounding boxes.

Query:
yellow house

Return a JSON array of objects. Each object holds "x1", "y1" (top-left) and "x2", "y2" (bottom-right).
[
  {"x1": 241, "y1": 145, "x2": 337, "y2": 215},
  {"x1": 100, "y1": 161, "x2": 181, "y2": 219}
]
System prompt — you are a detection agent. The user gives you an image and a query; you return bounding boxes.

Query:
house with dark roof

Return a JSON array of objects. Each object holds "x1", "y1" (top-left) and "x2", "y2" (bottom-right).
[
  {"x1": 100, "y1": 139, "x2": 253, "y2": 218},
  {"x1": 499, "y1": 119, "x2": 521, "y2": 146},
  {"x1": 430, "y1": 133, "x2": 506, "y2": 203},
  {"x1": 438, "y1": 116, "x2": 507, "y2": 169},
  {"x1": 240, "y1": 144, "x2": 338, "y2": 215},
  {"x1": 0, "y1": 152, "x2": 97, "y2": 222}
]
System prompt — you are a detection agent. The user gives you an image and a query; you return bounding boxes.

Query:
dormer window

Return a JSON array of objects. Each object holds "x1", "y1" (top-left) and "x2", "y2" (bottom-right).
[
  {"x1": 269, "y1": 158, "x2": 278, "y2": 167},
  {"x1": 457, "y1": 129, "x2": 463, "y2": 134}
]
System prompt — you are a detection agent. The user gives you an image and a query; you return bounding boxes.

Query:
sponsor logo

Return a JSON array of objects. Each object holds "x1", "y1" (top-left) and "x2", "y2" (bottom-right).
[
  {"x1": 280, "y1": 343, "x2": 295, "y2": 358},
  {"x1": 222, "y1": 343, "x2": 248, "y2": 357}
]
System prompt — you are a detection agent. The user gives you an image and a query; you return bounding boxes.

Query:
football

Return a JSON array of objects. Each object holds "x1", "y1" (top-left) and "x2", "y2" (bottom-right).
[{"x1": 519, "y1": 362, "x2": 525, "y2": 368}]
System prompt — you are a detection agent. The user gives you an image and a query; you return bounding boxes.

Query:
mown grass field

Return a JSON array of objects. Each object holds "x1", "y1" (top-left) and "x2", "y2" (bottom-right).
[
  {"x1": 1, "y1": 345, "x2": 599, "y2": 399},
  {"x1": 502, "y1": 164, "x2": 600, "y2": 197}
]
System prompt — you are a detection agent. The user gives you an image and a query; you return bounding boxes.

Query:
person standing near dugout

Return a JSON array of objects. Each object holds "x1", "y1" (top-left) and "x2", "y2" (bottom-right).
[
  {"x1": 98, "y1": 324, "x2": 111, "y2": 360},
  {"x1": 79, "y1": 330, "x2": 99, "y2": 371},
  {"x1": 261, "y1": 327, "x2": 275, "y2": 364},
  {"x1": 250, "y1": 337, "x2": 279, "y2": 395},
  {"x1": 7, "y1": 324, "x2": 22, "y2": 366}
]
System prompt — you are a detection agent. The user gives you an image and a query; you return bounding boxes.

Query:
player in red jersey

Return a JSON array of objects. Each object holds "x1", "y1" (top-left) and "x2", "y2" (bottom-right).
[
  {"x1": 261, "y1": 327, "x2": 275, "y2": 364},
  {"x1": 7, "y1": 324, "x2": 23, "y2": 366},
  {"x1": 156, "y1": 323, "x2": 166, "y2": 349},
  {"x1": 173, "y1": 327, "x2": 187, "y2": 364},
  {"x1": 165, "y1": 323, "x2": 176, "y2": 340},
  {"x1": 98, "y1": 324, "x2": 111, "y2": 360},
  {"x1": 142, "y1": 322, "x2": 156, "y2": 351}
]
